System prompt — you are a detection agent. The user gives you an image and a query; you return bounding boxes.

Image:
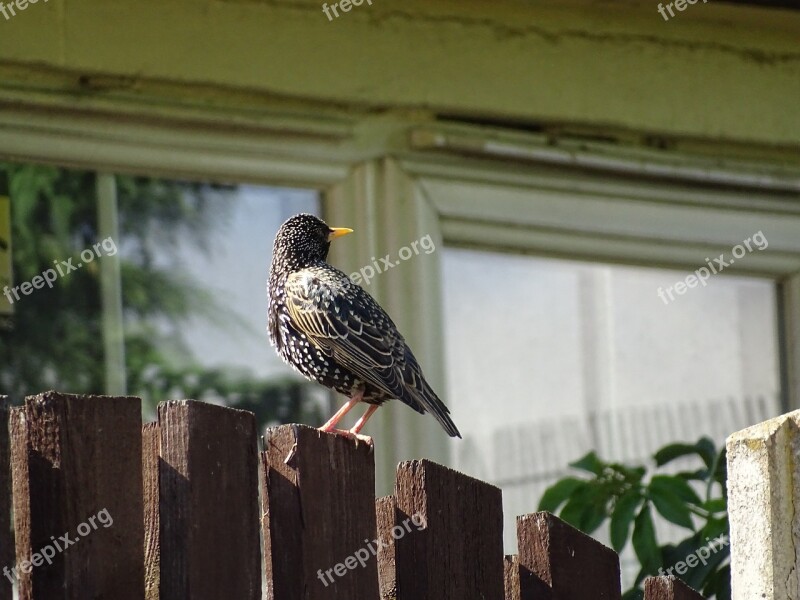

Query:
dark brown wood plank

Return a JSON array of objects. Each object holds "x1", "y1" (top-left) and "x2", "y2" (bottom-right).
[
  {"x1": 142, "y1": 422, "x2": 160, "y2": 600},
  {"x1": 0, "y1": 397, "x2": 12, "y2": 600},
  {"x1": 644, "y1": 576, "x2": 705, "y2": 600},
  {"x1": 11, "y1": 391, "x2": 145, "y2": 600},
  {"x1": 261, "y1": 424, "x2": 379, "y2": 600},
  {"x1": 376, "y1": 495, "x2": 397, "y2": 600},
  {"x1": 158, "y1": 400, "x2": 260, "y2": 600},
  {"x1": 504, "y1": 555, "x2": 520, "y2": 600},
  {"x1": 394, "y1": 459, "x2": 505, "y2": 600},
  {"x1": 517, "y1": 511, "x2": 621, "y2": 600}
]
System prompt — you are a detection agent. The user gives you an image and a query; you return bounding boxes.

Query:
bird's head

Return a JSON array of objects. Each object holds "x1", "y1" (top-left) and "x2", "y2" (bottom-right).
[{"x1": 271, "y1": 213, "x2": 353, "y2": 270}]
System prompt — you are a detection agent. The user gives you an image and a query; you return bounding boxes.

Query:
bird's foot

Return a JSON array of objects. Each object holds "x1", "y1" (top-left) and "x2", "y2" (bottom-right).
[
  {"x1": 318, "y1": 427, "x2": 374, "y2": 450},
  {"x1": 284, "y1": 441, "x2": 299, "y2": 465}
]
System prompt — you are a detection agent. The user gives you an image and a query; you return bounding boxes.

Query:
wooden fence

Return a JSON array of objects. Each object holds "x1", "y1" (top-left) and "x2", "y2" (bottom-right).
[{"x1": 0, "y1": 391, "x2": 707, "y2": 599}]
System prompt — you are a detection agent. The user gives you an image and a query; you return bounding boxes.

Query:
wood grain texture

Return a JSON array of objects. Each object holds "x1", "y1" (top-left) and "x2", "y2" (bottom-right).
[
  {"x1": 10, "y1": 407, "x2": 31, "y2": 600},
  {"x1": 504, "y1": 555, "x2": 520, "y2": 600},
  {"x1": 644, "y1": 576, "x2": 705, "y2": 600},
  {"x1": 261, "y1": 424, "x2": 379, "y2": 600},
  {"x1": 10, "y1": 391, "x2": 145, "y2": 600},
  {"x1": 376, "y1": 495, "x2": 397, "y2": 600},
  {"x1": 142, "y1": 422, "x2": 160, "y2": 600},
  {"x1": 394, "y1": 459, "x2": 505, "y2": 600},
  {"x1": 158, "y1": 400, "x2": 260, "y2": 600},
  {"x1": 517, "y1": 511, "x2": 621, "y2": 600}
]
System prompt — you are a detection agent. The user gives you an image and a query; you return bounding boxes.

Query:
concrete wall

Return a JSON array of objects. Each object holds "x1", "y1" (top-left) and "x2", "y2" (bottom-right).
[{"x1": 727, "y1": 411, "x2": 800, "y2": 600}]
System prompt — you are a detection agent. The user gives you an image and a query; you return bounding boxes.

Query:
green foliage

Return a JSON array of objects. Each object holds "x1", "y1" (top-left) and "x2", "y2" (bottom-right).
[
  {"x1": 0, "y1": 162, "x2": 320, "y2": 430},
  {"x1": 538, "y1": 437, "x2": 729, "y2": 600}
]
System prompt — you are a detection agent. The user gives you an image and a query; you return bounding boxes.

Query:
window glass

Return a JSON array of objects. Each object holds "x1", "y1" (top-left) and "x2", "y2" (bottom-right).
[
  {"x1": 0, "y1": 163, "x2": 326, "y2": 429},
  {"x1": 442, "y1": 248, "x2": 781, "y2": 552}
]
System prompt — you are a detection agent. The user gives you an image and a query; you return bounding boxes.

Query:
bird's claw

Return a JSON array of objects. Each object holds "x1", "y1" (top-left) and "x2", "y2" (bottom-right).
[
  {"x1": 284, "y1": 442, "x2": 298, "y2": 464},
  {"x1": 284, "y1": 424, "x2": 302, "y2": 464},
  {"x1": 350, "y1": 432, "x2": 374, "y2": 451},
  {"x1": 321, "y1": 427, "x2": 374, "y2": 452}
]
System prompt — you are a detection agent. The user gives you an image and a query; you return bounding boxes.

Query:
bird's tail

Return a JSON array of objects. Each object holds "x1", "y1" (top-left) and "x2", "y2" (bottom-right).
[{"x1": 407, "y1": 379, "x2": 462, "y2": 439}]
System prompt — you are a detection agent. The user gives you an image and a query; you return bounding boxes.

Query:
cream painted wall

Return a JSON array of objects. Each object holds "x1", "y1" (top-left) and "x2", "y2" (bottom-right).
[{"x1": 0, "y1": 0, "x2": 798, "y2": 157}]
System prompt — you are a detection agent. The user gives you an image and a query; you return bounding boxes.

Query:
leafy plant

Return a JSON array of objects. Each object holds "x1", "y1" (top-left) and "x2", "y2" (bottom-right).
[{"x1": 539, "y1": 437, "x2": 729, "y2": 599}]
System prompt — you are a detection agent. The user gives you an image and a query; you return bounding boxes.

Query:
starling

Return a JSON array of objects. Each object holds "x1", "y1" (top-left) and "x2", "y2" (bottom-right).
[{"x1": 268, "y1": 213, "x2": 461, "y2": 444}]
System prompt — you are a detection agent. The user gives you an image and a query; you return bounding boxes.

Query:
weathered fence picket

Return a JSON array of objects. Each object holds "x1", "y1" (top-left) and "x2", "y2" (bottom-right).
[
  {"x1": 261, "y1": 424, "x2": 379, "y2": 600},
  {"x1": 10, "y1": 391, "x2": 144, "y2": 600},
  {"x1": 394, "y1": 459, "x2": 505, "y2": 600},
  {"x1": 156, "y1": 400, "x2": 260, "y2": 600},
  {"x1": 516, "y1": 511, "x2": 622, "y2": 599},
  {"x1": 0, "y1": 393, "x2": 715, "y2": 599}
]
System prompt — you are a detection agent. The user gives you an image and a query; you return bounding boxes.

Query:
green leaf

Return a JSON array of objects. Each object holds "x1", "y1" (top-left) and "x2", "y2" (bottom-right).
[
  {"x1": 651, "y1": 475, "x2": 702, "y2": 505},
  {"x1": 625, "y1": 465, "x2": 647, "y2": 482},
  {"x1": 631, "y1": 505, "x2": 661, "y2": 576},
  {"x1": 610, "y1": 489, "x2": 643, "y2": 552},
  {"x1": 558, "y1": 484, "x2": 594, "y2": 529},
  {"x1": 712, "y1": 447, "x2": 728, "y2": 492},
  {"x1": 676, "y1": 469, "x2": 709, "y2": 482},
  {"x1": 685, "y1": 541, "x2": 729, "y2": 591},
  {"x1": 654, "y1": 437, "x2": 716, "y2": 470},
  {"x1": 703, "y1": 564, "x2": 731, "y2": 600},
  {"x1": 569, "y1": 451, "x2": 605, "y2": 475},
  {"x1": 654, "y1": 443, "x2": 698, "y2": 467},
  {"x1": 538, "y1": 477, "x2": 587, "y2": 512},
  {"x1": 662, "y1": 532, "x2": 730, "y2": 592},
  {"x1": 699, "y1": 516, "x2": 729, "y2": 542},
  {"x1": 579, "y1": 499, "x2": 608, "y2": 535},
  {"x1": 648, "y1": 477, "x2": 696, "y2": 530},
  {"x1": 702, "y1": 497, "x2": 727, "y2": 513},
  {"x1": 695, "y1": 438, "x2": 718, "y2": 469}
]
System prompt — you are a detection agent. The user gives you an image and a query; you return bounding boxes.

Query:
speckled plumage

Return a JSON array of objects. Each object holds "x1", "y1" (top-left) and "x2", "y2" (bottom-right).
[{"x1": 268, "y1": 213, "x2": 461, "y2": 438}]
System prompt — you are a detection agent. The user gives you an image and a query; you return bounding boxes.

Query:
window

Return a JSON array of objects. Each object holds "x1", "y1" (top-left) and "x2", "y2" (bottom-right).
[
  {"x1": 442, "y1": 249, "x2": 780, "y2": 550},
  {"x1": 0, "y1": 163, "x2": 326, "y2": 430}
]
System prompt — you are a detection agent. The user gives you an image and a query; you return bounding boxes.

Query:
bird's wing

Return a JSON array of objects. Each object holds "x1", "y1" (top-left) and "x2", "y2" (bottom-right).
[
  {"x1": 284, "y1": 270, "x2": 407, "y2": 397},
  {"x1": 284, "y1": 270, "x2": 460, "y2": 437}
]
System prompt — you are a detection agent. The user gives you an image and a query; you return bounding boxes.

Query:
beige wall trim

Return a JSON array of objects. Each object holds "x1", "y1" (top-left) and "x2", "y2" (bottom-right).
[
  {"x1": 0, "y1": 106, "x2": 351, "y2": 187},
  {"x1": 781, "y1": 274, "x2": 800, "y2": 410},
  {"x1": 410, "y1": 128, "x2": 800, "y2": 193},
  {"x1": 0, "y1": 1, "x2": 798, "y2": 148}
]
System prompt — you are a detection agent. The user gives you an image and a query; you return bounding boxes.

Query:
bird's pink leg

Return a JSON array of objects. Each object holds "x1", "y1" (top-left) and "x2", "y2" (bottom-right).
[
  {"x1": 319, "y1": 390, "x2": 363, "y2": 432},
  {"x1": 350, "y1": 404, "x2": 379, "y2": 434},
  {"x1": 317, "y1": 391, "x2": 374, "y2": 448}
]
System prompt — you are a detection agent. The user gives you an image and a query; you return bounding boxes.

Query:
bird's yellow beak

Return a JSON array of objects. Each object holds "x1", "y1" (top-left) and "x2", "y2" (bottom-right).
[{"x1": 328, "y1": 227, "x2": 354, "y2": 241}]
